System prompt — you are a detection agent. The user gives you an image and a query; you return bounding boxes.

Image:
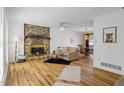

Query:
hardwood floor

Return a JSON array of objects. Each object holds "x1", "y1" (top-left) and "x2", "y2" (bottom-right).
[{"x1": 5, "y1": 56, "x2": 121, "y2": 86}]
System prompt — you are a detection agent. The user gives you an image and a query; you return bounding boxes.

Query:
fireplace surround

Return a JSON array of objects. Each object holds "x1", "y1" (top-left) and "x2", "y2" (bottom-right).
[{"x1": 24, "y1": 23, "x2": 50, "y2": 57}]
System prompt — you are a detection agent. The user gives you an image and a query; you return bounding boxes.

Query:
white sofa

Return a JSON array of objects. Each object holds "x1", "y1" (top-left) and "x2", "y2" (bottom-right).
[
  {"x1": 62, "y1": 51, "x2": 79, "y2": 61},
  {"x1": 62, "y1": 47, "x2": 79, "y2": 61}
]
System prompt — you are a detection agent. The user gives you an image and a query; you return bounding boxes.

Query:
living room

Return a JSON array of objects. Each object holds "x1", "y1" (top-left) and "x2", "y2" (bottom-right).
[{"x1": 0, "y1": 7, "x2": 124, "y2": 86}]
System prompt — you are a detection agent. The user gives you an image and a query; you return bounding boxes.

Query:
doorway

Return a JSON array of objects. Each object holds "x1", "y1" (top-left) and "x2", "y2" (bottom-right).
[{"x1": 80, "y1": 32, "x2": 94, "y2": 56}]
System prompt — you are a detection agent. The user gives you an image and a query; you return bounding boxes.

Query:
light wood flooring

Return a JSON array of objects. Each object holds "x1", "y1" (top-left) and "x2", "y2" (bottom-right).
[{"x1": 5, "y1": 56, "x2": 121, "y2": 86}]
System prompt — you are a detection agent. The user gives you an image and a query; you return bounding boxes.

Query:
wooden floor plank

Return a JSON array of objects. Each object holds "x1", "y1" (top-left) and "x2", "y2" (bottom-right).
[{"x1": 5, "y1": 57, "x2": 121, "y2": 86}]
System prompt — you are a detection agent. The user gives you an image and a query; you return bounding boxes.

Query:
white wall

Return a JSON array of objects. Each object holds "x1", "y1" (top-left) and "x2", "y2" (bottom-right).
[
  {"x1": 8, "y1": 20, "x2": 82, "y2": 62},
  {"x1": 8, "y1": 20, "x2": 24, "y2": 62},
  {"x1": 93, "y1": 10, "x2": 124, "y2": 75},
  {"x1": 50, "y1": 27, "x2": 82, "y2": 52}
]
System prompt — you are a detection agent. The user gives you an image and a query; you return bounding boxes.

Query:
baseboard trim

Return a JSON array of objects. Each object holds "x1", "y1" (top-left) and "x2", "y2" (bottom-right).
[{"x1": 94, "y1": 66, "x2": 122, "y2": 76}]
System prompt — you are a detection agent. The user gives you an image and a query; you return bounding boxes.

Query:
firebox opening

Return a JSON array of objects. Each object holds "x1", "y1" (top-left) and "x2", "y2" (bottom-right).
[{"x1": 31, "y1": 47, "x2": 44, "y2": 56}]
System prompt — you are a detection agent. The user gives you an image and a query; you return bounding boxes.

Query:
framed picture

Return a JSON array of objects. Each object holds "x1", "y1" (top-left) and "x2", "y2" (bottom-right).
[{"x1": 103, "y1": 27, "x2": 117, "y2": 43}]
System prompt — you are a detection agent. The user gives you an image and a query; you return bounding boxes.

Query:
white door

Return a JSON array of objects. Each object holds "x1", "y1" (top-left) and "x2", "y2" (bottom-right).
[{"x1": 0, "y1": 7, "x2": 3, "y2": 83}]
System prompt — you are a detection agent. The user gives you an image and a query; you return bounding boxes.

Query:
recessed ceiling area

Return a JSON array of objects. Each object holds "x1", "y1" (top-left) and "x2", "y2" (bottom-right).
[{"x1": 6, "y1": 7, "x2": 121, "y2": 32}]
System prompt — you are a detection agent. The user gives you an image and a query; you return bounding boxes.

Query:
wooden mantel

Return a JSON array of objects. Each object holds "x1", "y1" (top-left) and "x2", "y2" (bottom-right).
[{"x1": 25, "y1": 34, "x2": 51, "y2": 40}]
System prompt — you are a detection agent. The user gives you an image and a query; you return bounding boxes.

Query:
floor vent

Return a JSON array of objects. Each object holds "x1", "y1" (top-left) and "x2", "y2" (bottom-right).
[{"x1": 101, "y1": 62, "x2": 122, "y2": 71}]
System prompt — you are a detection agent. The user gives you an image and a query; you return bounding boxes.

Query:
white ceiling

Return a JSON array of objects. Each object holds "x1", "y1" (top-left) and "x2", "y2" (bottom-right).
[{"x1": 7, "y1": 7, "x2": 121, "y2": 32}]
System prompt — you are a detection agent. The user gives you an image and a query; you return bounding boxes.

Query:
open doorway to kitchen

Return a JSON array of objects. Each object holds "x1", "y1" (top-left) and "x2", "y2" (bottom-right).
[{"x1": 80, "y1": 32, "x2": 94, "y2": 57}]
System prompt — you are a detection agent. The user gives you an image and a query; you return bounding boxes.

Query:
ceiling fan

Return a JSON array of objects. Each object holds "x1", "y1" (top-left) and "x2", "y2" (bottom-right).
[{"x1": 59, "y1": 22, "x2": 70, "y2": 31}]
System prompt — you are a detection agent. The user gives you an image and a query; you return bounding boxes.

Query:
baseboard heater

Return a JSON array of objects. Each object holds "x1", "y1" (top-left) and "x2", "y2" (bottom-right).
[{"x1": 101, "y1": 62, "x2": 122, "y2": 71}]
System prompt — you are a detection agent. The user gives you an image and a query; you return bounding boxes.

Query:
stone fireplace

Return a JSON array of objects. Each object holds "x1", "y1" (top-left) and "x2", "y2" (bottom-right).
[{"x1": 24, "y1": 24, "x2": 50, "y2": 57}]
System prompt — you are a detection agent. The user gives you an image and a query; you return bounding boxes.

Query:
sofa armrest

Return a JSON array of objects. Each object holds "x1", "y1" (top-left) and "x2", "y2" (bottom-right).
[{"x1": 68, "y1": 51, "x2": 79, "y2": 61}]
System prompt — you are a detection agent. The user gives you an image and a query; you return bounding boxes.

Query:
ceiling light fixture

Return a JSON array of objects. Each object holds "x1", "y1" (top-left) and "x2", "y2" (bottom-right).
[
  {"x1": 59, "y1": 26, "x2": 65, "y2": 31},
  {"x1": 59, "y1": 22, "x2": 69, "y2": 31}
]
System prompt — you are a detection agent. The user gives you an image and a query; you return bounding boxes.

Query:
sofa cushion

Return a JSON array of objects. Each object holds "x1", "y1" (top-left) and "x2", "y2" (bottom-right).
[{"x1": 67, "y1": 47, "x2": 77, "y2": 53}]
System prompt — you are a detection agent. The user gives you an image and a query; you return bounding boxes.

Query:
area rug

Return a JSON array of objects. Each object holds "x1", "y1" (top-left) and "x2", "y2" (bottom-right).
[
  {"x1": 44, "y1": 58, "x2": 71, "y2": 65},
  {"x1": 54, "y1": 82, "x2": 76, "y2": 86},
  {"x1": 58, "y1": 66, "x2": 81, "y2": 82}
]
